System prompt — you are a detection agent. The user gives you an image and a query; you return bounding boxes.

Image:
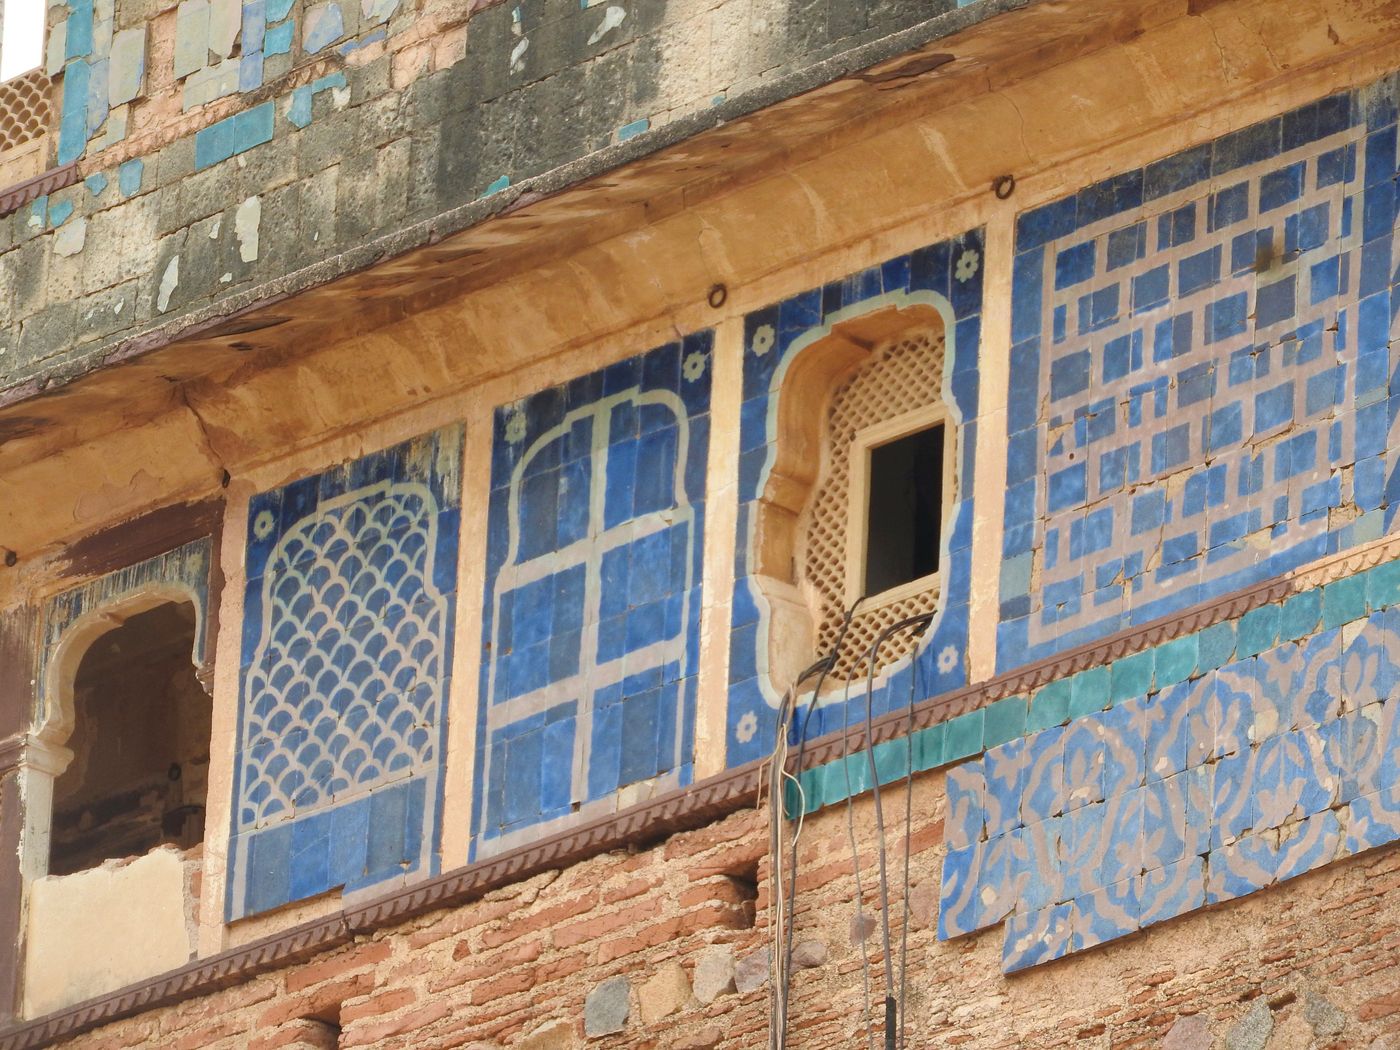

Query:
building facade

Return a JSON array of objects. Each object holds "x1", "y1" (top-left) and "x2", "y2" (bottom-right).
[{"x1": 1, "y1": 0, "x2": 1400, "y2": 1046}]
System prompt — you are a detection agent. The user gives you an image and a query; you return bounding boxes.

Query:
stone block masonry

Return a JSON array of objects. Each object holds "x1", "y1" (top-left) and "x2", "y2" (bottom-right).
[{"x1": 0, "y1": 0, "x2": 1001, "y2": 399}]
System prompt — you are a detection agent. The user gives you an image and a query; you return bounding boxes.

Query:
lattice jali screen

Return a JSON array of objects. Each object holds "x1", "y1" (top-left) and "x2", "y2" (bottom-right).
[
  {"x1": 0, "y1": 69, "x2": 52, "y2": 153},
  {"x1": 800, "y1": 327, "x2": 948, "y2": 680}
]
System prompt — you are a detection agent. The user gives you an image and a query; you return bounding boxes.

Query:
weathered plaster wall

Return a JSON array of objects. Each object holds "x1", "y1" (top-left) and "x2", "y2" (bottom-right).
[
  {"x1": 22, "y1": 846, "x2": 198, "y2": 1019},
  {"x1": 7, "y1": 0, "x2": 1400, "y2": 1035},
  {"x1": 0, "y1": 0, "x2": 1003, "y2": 400}
]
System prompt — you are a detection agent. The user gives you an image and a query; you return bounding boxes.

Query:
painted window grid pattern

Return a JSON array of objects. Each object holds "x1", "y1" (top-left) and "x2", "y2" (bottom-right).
[
  {"x1": 998, "y1": 83, "x2": 1400, "y2": 672},
  {"x1": 226, "y1": 427, "x2": 462, "y2": 920},
  {"x1": 474, "y1": 336, "x2": 711, "y2": 860}
]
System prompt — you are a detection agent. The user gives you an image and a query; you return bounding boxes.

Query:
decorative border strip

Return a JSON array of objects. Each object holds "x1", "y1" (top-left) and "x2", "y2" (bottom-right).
[
  {"x1": 4, "y1": 533, "x2": 1397, "y2": 1047},
  {"x1": 0, "y1": 165, "x2": 77, "y2": 220}
]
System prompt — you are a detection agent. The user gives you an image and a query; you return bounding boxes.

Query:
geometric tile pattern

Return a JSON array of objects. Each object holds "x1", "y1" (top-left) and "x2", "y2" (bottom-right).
[
  {"x1": 473, "y1": 336, "x2": 711, "y2": 860},
  {"x1": 726, "y1": 231, "x2": 985, "y2": 768},
  {"x1": 999, "y1": 81, "x2": 1400, "y2": 671},
  {"x1": 942, "y1": 557, "x2": 1400, "y2": 971},
  {"x1": 226, "y1": 426, "x2": 462, "y2": 919}
]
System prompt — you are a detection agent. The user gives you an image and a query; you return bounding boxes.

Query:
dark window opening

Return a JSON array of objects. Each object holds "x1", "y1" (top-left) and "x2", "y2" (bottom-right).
[
  {"x1": 864, "y1": 423, "x2": 944, "y2": 597},
  {"x1": 49, "y1": 602, "x2": 211, "y2": 876}
]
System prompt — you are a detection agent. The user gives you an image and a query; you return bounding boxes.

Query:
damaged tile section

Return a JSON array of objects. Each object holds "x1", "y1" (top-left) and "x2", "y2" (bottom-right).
[
  {"x1": 474, "y1": 337, "x2": 712, "y2": 859},
  {"x1": 225, "y1": 426, "x2": 463, "y2": 919},
  {"x1": 998, "y1": 82, "x2": 1400, "y2": 671},
  {"x1": 940, "y1": 556, "x2": 1400, "y2": 972}
]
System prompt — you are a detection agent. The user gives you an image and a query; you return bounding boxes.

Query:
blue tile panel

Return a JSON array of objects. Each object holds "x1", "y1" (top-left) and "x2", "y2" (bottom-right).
[
  {"x1": 727, "y1": 231, "x2": 984, "y2": 767},
  {"x1": 226, "y1": 426, "x2": 463, "y2": 920},
  {"x1": 932, "y1": 555, "x2": 1400, "y2": 972},
  {"x1": 473, "y1": 336, "x2": 712, "y2": 859},
  {"x1": 999, "y1": 80, "x2": 1400, "y2": 672}
]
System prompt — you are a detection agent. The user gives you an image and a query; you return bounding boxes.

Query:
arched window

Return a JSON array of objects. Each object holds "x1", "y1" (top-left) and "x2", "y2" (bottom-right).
[
  {"x1": 750, "y1": 301, "x2": 959, "y2": 689},
  {"x1": 49, "y1": 601, "x2": 210, "y2": 875}
]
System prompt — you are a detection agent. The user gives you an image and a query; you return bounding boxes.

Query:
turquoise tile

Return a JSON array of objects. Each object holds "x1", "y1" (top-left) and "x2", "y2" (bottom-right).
[
  {"x1": 1322, "y1": 574, "x2": 1368, "y2": 630},
  {"x1": 1196, "y1": 620, "x2": 1236, "y2": 671},
  {"x1": 117, "y1": 157, "x2": 143, "y2": 197},
  {"x1": 913, "y1": 722, "x2": 946, "y2": 772},
  {"x1": 1069, "y1": 667, "x2": 1110, "y2": 719},
  {"x1": 872, "y1": 739, "x2": 909, "y2": 786},
  {"x1": 984, "y1": 696, "x2": 1028, "y2": 747},
  {"x1": 783, "y1": 777, "x2": 802, "y2": 818},
  {"x1": 1028, "y1": 680, "x2": 1071, "y2": 731},
  {"x1": 1278, "y1": 589, "x2": 1321, "y2": 641},
  {"x1": 233, "y1": 102, "x2": 275, "y2": 153},
  {"x1": 1367, "y1": 559, "x2": 1400, "y2": 611},
  {"x1": 1110, "y1": 649, "x2": 1154, "y2": 703},
  {"x1": 264, "y1": 19, "x2": 293, "y2": 55},
  {"x1": 944, "y1": 708, "x2": 985, "y2": 762},
  {"x1": 1236, "y1": 604, "x2": 1279, "y2": 658},
  {"x1": 844, "y1": 752, "x2": 873, "y2": 795},
  {"x1": 821, "y1": 761, "x2": 850, "y2": 808},
  {"x1": 1153, "y1": 634, "x2": 1198, "y2": 688},
  {"x1": 194, "y1": 114, "x2": 237, "y2": 169}
]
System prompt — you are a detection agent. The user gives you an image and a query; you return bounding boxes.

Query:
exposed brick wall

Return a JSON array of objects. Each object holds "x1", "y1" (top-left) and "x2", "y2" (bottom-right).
[{"x1": 40, "y1": 781, "x2": 1400, "y2": 1050}]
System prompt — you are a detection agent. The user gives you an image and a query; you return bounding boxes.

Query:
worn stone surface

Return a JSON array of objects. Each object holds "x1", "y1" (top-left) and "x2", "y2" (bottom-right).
[
  {"x1": 518, "y1": 1019, "x2": 576, "y2": 1050},
  {"x1": 1304, "y1": 993, "x2": 1346, "y2": 1039},
  {"x1": 850, "y1": 912, "x2": 878, "y2": 943},
  {"x1": 1225, "y1": 1002, "x2": 1274, "y2": 1050},
  {"x1": 734, "y1": 948, "x2": 770, "y2": 995},
  {"x1": 673, "y1": 1028, "x2": 723, "y2": 1050},
  {"x1": 906, "y1": 882, "x2": 938, "y2": 930},
  {"x1": 692, "y1": 945, "x2": 736, "y2": 1005},
  {"x1": 638, "y1": 961, "x2": 691, "y2": 1025},
  {"x1": 1163, "y1": 1014, "x2": 1212, "y2": 1050},
  {"x1": 790, "y1": 940, "x2": 828, "y2": 969},
  {"x1": 584, "y1": 976, "x2": 630, "y2": 1039},
  {"x1": 1268, "y1": 1014, "x2": 1312, "y2": 1050}
]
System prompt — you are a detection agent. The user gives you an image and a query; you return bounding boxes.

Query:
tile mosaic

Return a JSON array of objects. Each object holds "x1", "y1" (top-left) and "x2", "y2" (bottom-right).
[
  {"x1": 474, "y1": 337, "x2": 710, "y2": 858},
  {"x1": 226, "y1": 427, "x2": 462, "y2": 920},
  {"x1": 727, "y1": 230, "x2": 983, "y2": 767},
  {"x1": 999, "y1": 83, "x2": 1400, "y2": 670}
]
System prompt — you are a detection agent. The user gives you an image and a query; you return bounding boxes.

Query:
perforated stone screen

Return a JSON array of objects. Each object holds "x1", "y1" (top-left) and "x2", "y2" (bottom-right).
[
  {"x1": 0, "y1": 68, "x2": 50, "y2": 153},
  {"x1": 803, "y1": 328, "x2": 950, "y2": 679}
]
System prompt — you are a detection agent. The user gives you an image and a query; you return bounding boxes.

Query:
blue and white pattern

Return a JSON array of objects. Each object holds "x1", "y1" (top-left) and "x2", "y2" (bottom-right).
[
  {"x1": 727, "y1": 233, "x2": 984, "y2": 767},
  {"x1": 473, "y1": 337, "x2": 711, "y2": 858},
  {"x1": 998, "y1": 80, "x2": 1400, "y2": 670},
  {"x1": 226, "y1": 427, "x2": 462, "y2": 919},
  {"x1": 941, "y1": 592, "x2": 1400, "y2": 971}
]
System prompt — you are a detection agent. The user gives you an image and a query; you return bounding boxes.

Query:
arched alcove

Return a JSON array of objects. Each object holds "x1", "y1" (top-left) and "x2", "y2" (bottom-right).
[
  {"x1": 752, "y1": 298, "x2": 960, "y2": 690},
  {"x1": 48, "y1": 600, "x2": 210, "y2": 875}
]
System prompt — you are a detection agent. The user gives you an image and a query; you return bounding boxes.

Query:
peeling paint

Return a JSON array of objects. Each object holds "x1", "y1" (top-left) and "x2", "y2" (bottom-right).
[
  {"x1": 235, "y1": 196, "x2": 261, "y2": 263},
  {"x1": 587, "y1": 5, "x2": 626, "y2": 45},
  {"x1": 157, "y1": 256, "x2": 180, "y2": 312},
  {"x1": 54, "y1": 218, "x2": 88, "y2": 257}
]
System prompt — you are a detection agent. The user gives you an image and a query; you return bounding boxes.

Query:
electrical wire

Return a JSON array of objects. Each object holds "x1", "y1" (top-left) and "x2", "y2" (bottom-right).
[
  {"x1": 775, "y1": 606, "x2": 860, "y2": 1050},
  {"x1": 839, "y1": 672, "x2": 877, "y2": 1050},
  {"x1": 768, "y1": 654, "x2": 842, "y2": 1050},
  {"x1": 860, "y1": 613, "x2": 933, "y2": 1050},
  {"x1": 767, "y1": 604, "x2": 932, "y2": 1050},
  {"x1": 898, "y1": 636, "x2": 920, "y2": 1050}
]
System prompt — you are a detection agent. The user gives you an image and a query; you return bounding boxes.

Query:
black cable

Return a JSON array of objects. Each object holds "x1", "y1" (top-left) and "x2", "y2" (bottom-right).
[
  {"x1": 779, "y1": 604, "x2": 861, "y2": 1049},
  {"x1": 898, "y1": 636, "x2": 919, "y2": 1050},
  {"x1": 860, "y1": 613, "x2": 933, "y2": 1050},
  {"x1": 839, "y1": 673, "x2": 877, "y2": 1050},
  {"x1": 768, "y1": 656, "x2": 830, "y2": 1050}
]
